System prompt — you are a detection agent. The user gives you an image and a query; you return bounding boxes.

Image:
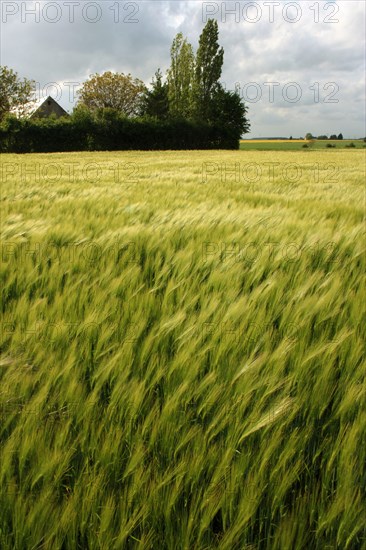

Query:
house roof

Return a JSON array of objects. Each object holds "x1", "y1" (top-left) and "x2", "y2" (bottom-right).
[
  {"x1": 29, "y1": 96, "x2": 69, "y2": 117},
  {"x1": 10, "y1": 96, "x2": 69, "y2": 118}
]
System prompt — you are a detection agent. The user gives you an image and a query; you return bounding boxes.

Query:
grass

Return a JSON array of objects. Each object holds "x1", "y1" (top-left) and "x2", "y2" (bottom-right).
[
  {"x1": 0, "y1": 149, "x2": 365, "y2": 549},
  {"x1": 240, "y1": 139, "x2": 366, "y2": 151}
]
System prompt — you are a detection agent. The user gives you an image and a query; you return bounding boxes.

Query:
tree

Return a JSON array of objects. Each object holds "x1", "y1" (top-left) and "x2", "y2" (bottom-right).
[
  {"x1": 317, "y1": 135, "x2": 328, "y2": 140},
  {"x1": 329, "y1": 134, "x2": 337, "y2": 140},
  {"x1": 0, "y1": 66, "x2": 35, "y2": 120},
  {"x1": 305, "y1": 133, "x2": 314, "y2": 140},
  {"x1": 77, "y1": 71, "x2": 146, "y2": 117},
  {"x1": 337, "y1": 133, "x2": 343, "y2": 140},
  {"x1": 210, "y1": 85, "x2": 250, "y2": 138},
  {"x1": 141, "y1": 69, "x2": 169, "y2": 119},
  {"x1": 167, "y1": 33, "x2": 194, "y2": 118},
  {"x1": 166, "y1": 20, "x2": 249, "y2": 141},
  {"x1": 192, "y1": 19, "x2": 224, "y2": 121}
]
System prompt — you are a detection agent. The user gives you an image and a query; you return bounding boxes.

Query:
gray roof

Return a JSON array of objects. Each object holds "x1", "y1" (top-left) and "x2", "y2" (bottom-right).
[{"x1": 29, "y1": 96, "x2": 69, "y2": 117}]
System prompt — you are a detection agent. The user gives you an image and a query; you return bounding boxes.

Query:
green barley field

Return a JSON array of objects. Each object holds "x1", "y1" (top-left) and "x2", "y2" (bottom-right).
[{"x1": 1, "y1": 150, "x2": 365, "y2": 549}]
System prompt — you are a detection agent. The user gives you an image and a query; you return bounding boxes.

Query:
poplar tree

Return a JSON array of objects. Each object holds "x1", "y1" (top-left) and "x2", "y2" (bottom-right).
[
  {"x1": 167, "y1": 33, "x2": 194, "y2": 118},
  {"x1": 192, "y1": 19, "x2": 224, "y2": 121}
]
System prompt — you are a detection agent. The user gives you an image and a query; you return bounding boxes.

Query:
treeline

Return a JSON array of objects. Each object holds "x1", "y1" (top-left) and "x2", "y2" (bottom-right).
[
  {"x1": 305, "y1": 133, "x2": 343, "y2": 140},
  {"x1": 0, "y1": 109, "x2": 239, "y2": 153},
  {"x1": 0, "y1": 20, "x2": 250, "y2": 152}
]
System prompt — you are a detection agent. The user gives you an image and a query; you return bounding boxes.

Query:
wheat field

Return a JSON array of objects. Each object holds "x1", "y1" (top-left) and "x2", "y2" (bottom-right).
[{"x1": 0, "y1": 150, "x2": 365, "y2": 549}]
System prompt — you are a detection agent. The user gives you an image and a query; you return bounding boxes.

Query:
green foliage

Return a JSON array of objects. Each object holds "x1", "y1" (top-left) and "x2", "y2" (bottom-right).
[
  {"x1": 337, "y1": 133, "x2": 343, "y2": 140},
  {"x1": 164, "y1": 19, "x2": 249, "y2": 137},
  {"x1": 0, "y1": 111, "x2": 240, "y2": 152},
  {"x1": 141, "y1": 69, "x2": 169, "y2": 120},
  {"x1": 77, "y1": 71, "x2": 147, "y2": 117},
  {"x1": 0, "y1": 66, "x2": 35, "y2": 120},
  {"x1": 192, "y1": 19, "x2": 224, "y2": 121},
  {"x1": 209, "y1": 86, "x2": 250, "y2": 139},
  {"x1": 167, "y1": 33, "x2": 195, "y2": 118}
]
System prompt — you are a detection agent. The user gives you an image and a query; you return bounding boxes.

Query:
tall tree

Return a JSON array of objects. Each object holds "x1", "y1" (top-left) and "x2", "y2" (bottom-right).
[
  {"x1": 192, "y1": 19, "x2": 224, "y2": 121},
  {"x1": 167, "y1": 33, "x2": 194, "y2": 118},
  {"x1": 0, "y1": 66, "x2": 35, "y2": 120},
  {"x1": 77, "y1": 71, "x2": 146, "y2": 117},
  {"x1": 141, "y1": 69, "x2": 169, "y2": 119}
]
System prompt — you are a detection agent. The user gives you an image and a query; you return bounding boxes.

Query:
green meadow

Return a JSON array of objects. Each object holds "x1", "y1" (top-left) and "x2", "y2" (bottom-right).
[{"x1": 0, "y1": 150, "x2": 365, "y2": 549}]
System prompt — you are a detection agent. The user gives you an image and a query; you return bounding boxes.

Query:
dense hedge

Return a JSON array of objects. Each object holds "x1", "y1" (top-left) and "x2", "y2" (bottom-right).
[{"x1": 0, "y1": 112, "x2": 240, "y2": 153}]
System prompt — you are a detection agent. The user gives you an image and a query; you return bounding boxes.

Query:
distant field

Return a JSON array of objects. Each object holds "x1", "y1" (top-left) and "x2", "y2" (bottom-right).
[
  {"x1": 1, "y1": 150, "x2": 365, "y2": 549},
  {"x1": 240, "y1": 139, "x2": 366, "y2": 150}
]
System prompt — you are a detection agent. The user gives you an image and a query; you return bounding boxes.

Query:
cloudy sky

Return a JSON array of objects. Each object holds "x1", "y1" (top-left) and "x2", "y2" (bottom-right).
[{"x1": 1, "y1": 0, "x2": 365, "y2": 137}]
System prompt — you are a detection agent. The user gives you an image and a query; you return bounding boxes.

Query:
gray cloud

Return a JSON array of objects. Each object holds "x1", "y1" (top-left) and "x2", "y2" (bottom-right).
[{"x1": 1, "y1": 0, "x2": 365, "y2": 137}]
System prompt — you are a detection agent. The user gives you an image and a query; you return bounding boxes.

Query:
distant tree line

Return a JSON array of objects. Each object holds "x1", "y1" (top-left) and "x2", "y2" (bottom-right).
[
  {"x1": 0, "y1": 20, "x2": 249, "y2": 152},
  {"x1": 305, "y1": 133, "x2": 343, "y2": 140}
]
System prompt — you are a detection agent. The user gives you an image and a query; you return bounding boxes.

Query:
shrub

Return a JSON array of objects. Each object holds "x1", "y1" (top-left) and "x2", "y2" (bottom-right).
[{"x1": 0, "y1": 112, "x2": 241, "y2": 152}]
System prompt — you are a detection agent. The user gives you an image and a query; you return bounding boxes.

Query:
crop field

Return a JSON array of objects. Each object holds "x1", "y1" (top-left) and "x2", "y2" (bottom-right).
[
  {"x1": 0, "y1": 150, "x2": 365, "y2": 549},
  {"x1": 240, "y1": 139, "x2": 366, "y2": 151}
]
